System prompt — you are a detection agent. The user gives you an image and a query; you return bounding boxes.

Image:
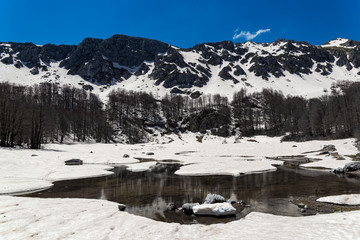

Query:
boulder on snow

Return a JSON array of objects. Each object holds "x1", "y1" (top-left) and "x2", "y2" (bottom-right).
[
  {"x1": 204, "y1": 193, "x2": 226, "y2": 204},
  {"x1": 30, "y1": 67, "x2": 39, "y2": 75},
  {"x1": 181, "y1": 203, "x2": 200, "y2": 215},
  {"x1": 321, "y1": 144, "x2": 336, "y2": 152},
  {"x1": 65, "y1": 159, "x2": 83, "y2": 165},
  {"x1": 14, "y1": 61, "x2": 23, "y2": 69},
  {"x1": 192, "y1": 203, "x2": 236, "y2": 217}
]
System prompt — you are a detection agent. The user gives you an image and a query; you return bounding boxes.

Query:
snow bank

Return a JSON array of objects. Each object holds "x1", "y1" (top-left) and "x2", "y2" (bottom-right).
[
  {"x1": 0, "y1": 178, "x2": 53, "y2": 196},
  {"x1": 175, "y1": 159, "x2": 279, "y2": 176},
  {"x1": 1, "y1": 196, "x2": 360, "y2": 240},
  {"x1": 0, "y1": 143, "x2": 140, "y2": 195},
  {"x1": 317, "y1": 194, "x2": 360, "y2": 205}
]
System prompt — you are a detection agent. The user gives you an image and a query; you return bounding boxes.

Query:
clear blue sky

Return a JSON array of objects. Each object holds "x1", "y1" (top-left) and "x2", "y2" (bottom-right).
[{"x1": 1, "y1": 0, "x2": 359, "y2": 48}]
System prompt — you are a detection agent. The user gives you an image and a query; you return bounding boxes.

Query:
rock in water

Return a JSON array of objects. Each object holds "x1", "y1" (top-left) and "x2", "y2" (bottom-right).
[
  {"x1": 239, "y1": 200, "x2": 247, "y2": 205},
  {"x1": 332, "y1": 167, "x2": 344, "y2": 174},
  {"x1": 118, "y1": 204, "x2": 126, "y2": 211},
  {"x1": 166, "y1": 202, "x2": 176, "y2": 211},
  {"x1": 343, "y1": 162, "x2": 360, "y2": 172},
  {"x1": 204, "y1": 193, "x2": 226, "y2": 204},
  {"x1": 192, "y1": 203, "x2": 236, "y2": 216}
]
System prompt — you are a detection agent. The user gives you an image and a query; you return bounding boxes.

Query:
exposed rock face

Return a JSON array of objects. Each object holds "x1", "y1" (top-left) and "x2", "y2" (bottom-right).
[
  {"x1": 249, "y1": 55, "x2": 284, "y2": 80},
  {"x1": 0, "y1": 36, "x2": 359, "y2": 95},
  {"x1": 60, "y1": 35, "x2": 170, "y2": 84},
  {"x1": 1, "y1": 56, "x2": 13, "y2": 64},
  {"x1": 41, "y1": 44, "x2": 76, "y2": 63},
  {"x1": 150, "y1": 47, "x2": 210, "y2": 88},
  {"x1": 0, "y1": 42, "x2": 75, "y2": 70},
  {"x1": 219, "y1": 65, "x2": 239, "y2": 83},
  {"x1": 233, "y1": 65, "x2": 246, "y2": 76}
]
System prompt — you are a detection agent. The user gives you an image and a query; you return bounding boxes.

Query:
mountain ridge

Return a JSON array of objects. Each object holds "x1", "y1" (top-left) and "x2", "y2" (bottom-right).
[{"x1": 0, "y1": 35, "x2": 359, "y2": 100}]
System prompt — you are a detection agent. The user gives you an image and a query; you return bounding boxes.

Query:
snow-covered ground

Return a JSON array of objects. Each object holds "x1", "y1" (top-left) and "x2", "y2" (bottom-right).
[
  {"x1": 0, "y1": 134, "x2": 358, "y2": 195},
  {"x1": 1, "y1": 134, "x2": 360, "y2": 239},
  {"x1": 0, "y1": 143, "x2": 138, "y2": 195},
  {"x1": 317, "y1": 194, "x2": 360, "y2": 205},
  {"x1": 1, "y1": 196, "x2": 360, "y2": 240}
]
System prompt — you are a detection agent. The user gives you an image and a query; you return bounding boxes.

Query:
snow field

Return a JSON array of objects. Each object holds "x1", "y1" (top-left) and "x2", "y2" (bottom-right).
[
  {"x1": 0, "y1": 134, "x2": 357, "y2": 195},
  {"x1": 0, "y1": 134, "x2": 359, "y2": 239},
  {"x1": 1, "y1": 196, "x2": 360, "y2": 240}
]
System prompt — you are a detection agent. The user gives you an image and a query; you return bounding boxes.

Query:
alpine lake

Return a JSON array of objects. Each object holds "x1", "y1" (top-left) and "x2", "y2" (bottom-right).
[{"x1": 24, "y1": 160, "x2": 360, "y2": 225}]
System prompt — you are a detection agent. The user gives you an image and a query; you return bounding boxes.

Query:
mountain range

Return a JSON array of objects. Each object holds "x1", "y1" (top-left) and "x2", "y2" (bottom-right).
[{"x1": 0, "y1": 35, "x2": 359, "y2": 99}]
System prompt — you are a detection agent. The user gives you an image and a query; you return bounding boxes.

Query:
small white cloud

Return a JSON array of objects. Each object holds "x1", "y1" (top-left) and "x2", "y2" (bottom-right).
[{"x1": 233, "y1": 28, "x2": 271, "y2": 41}]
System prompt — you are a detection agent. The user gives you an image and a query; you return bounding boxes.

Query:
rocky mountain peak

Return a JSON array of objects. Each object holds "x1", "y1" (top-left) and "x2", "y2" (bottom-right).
[{"x1": 0, "y1": 34, "x2": 359, "y2": 99}]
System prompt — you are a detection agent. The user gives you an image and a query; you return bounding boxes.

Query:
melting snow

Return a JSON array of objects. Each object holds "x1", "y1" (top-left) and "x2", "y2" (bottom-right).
[
  {"x1": 1, "y1": 196, "x2": 360, "y2": 239},
  {"x1": 317, "y1": 194, "x2": 360, "y2": 205}
]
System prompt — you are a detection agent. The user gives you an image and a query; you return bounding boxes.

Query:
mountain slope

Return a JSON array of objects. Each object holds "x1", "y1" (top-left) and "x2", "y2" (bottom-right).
[{"x1": 0, "y1": 35, "x2": 359, "y2": 100}]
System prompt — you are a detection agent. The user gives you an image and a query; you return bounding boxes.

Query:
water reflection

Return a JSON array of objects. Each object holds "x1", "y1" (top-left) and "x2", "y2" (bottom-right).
[{"x1": 26, "y1": 165, "x2": 360, "y2": 224}]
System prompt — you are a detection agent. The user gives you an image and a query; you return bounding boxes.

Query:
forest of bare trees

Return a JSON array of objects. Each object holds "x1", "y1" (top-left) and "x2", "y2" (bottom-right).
[
  {"x1": 0, "y1": 82, "x2": 111, "y2": 149},
  {"x1": 1, "y1": 81, "x2": 360, "y2": 149}
]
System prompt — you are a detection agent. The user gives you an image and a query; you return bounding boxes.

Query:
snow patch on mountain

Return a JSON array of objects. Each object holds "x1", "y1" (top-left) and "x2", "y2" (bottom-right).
[{"x1": 321, "y1": 38, "x2": 355, "y2": 48}]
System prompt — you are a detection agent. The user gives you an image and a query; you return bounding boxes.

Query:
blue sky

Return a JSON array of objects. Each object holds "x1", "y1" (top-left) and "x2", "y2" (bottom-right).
[{"x1": 1, "y1": 0, "x2": 359, "y2": 48}]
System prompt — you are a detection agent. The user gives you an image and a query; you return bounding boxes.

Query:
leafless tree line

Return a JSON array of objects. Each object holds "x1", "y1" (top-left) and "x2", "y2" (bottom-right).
[{"x1": 1, "y1": 80, "x2": 360, "y2": 148}]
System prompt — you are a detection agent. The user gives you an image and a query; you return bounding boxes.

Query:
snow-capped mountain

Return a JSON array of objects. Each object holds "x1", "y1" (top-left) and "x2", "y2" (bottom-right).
[{"x1": 0, "y1": 35, "x2": 359, "y2": 100}]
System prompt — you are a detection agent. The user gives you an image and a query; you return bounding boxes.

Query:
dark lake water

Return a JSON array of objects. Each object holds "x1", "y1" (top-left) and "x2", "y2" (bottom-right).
[{"x1": 24, "y1": 164, "x2": 360, "y2": 224}]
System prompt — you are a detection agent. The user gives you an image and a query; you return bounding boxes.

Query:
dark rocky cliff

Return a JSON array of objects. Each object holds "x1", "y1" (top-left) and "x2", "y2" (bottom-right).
[{"x1": 0, "y1": 35, "x2": 359, "y2": 94}]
